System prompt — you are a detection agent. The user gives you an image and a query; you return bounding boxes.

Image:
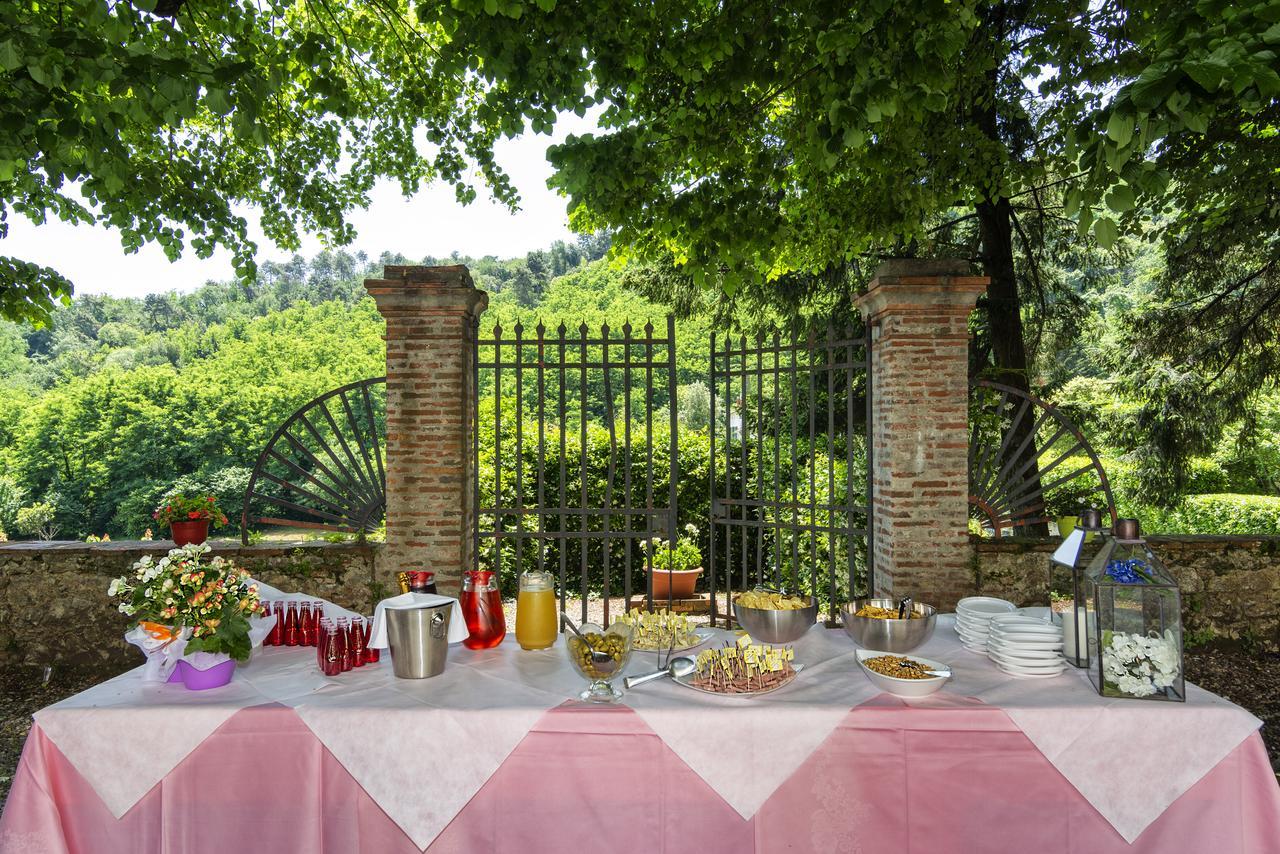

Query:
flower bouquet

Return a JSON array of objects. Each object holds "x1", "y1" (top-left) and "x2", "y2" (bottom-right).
[
  {"x1": 109, "y1": 544, "x2": 273, "y2": 689},
  {"x1": 1100, "y1": 629, "x2": 1181, "y2": 698},
  {"x1": 153, "y1": 494, "x2": 229, "y2": 546}
]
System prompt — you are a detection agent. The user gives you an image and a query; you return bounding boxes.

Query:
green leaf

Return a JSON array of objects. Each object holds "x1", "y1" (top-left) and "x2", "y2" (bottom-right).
[
  {"x1": 1182, "y1": 58, "x2": 1231, "y2": 92},
  {"x1": 0, "y1": 40, "x2": 20, "y2": 72},
  {"x1": 1128, "y1": 62, "x2": 1177, "y2": 110},
  {"x1": 1093, "y1": 215, "x2": 1119, "y2": 249},
  {"x1": 1106, "y1": 112, "x2": 1133, "y2": 147},
  {"x1": 1105, "y1": 184, "x2": 1135, "y2": 213},
  {"x1": 1181, "y1": 110, "x2": 1209, "y2": 134}
]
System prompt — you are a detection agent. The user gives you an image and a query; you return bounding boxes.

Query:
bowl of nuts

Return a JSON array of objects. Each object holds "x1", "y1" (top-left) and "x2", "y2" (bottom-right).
[
  {"x1": 564, "y1": 621, "x2": 634, "y2": 703},
  {"x1": 841, "y1": 597, "x2": 937, "y2": 652},
  {"x1": 855, "y1": 649, "x2": 951, "y2": 698}
]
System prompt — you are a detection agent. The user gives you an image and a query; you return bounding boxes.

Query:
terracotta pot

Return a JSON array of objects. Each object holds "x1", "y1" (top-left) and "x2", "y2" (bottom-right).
[
  {"x1": 648, "y1": 567, "x2": 703, "y2": 600},
  {"x1": 170, "y1": 519, "x2": 210, "y2": 546}
]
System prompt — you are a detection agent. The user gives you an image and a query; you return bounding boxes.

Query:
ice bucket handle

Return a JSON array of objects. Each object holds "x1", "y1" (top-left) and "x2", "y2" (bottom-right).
[{"x1": 430, "y1": 611, "x2": 446, "y2": 639}]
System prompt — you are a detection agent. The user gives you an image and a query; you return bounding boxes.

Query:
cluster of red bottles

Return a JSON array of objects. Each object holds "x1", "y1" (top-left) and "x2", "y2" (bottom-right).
[
  {"x1": 260, "y1": 599, "x2": 381, "y2": 674},
  {"x1": 317, "y1": 616, "x2": 378, "y2": 676},
  {"x1": 263, "y1": 600, "x2": 327, "y2": 647}
]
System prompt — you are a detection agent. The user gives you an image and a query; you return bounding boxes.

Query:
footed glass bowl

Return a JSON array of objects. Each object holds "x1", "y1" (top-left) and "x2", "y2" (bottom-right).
[{"x1": 564, "y1": 622, "x2": 633, "y2": 703}]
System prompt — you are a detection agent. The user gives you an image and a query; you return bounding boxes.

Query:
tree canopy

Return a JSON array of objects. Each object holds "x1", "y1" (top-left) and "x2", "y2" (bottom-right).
[{"x1": 0, "y1": 0, "x2": 505, "y2": 325}]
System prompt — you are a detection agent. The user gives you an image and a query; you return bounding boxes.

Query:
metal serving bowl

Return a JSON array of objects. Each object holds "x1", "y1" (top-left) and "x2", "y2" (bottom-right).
[
  {"x1": 733, "y1": 597, "x2": 818, "y2": 644},
  {"x1": 841, "y1": 598, "x2": 937, "y2": 652}
]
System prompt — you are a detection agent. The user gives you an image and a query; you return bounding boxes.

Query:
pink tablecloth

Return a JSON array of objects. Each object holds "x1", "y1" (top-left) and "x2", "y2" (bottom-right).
[{"x1": 2, "y1": 698, "x2": 1277, "y2": 853}]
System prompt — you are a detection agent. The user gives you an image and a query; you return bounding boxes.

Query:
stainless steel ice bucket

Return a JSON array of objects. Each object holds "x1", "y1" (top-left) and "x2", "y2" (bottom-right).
[{"x1": 386, "y1": 603, "x2": 452, "y2": 679}]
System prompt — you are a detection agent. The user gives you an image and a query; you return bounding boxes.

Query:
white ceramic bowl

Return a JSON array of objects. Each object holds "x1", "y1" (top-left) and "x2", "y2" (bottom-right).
[{"x1": 855, "y1": 649, "x2": 951, "y2": 698}]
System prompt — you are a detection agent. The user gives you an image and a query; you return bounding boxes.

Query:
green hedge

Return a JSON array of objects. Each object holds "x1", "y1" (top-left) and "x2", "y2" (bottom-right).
[{"x1": 1137, "y1": 494, "x2": 1280, "y2": 536}]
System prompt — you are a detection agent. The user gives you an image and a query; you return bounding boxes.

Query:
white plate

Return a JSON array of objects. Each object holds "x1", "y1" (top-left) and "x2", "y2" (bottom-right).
[
  {"x1": 989, "y1": 635, "x2": 1063, "y2": 650},
  {"x1": 1014, "y1": 606, "x2": 1052, "y2": 621},
  {"x1": 956, "y1": 617, "x2": 993, "y2": 633},
  {"x1": 997, "y1": 663, "x2": 1065, "y2": 679},
  {"x1": 673, "y1": 662, "x2": 804, "y2": 697},
  {"x1": 989, "y1": 615, "x2": 1061, "y2": 633},
  {"x1": 956, "y1": 597, "x2": 1017, "y2": 616},
  {"x1": 989, "y1": 648, "x2": 1065, "y2": 666},
  {"x1": 961, "y1": 642, "x2": 989, "y2": 654},
  {"x1": 989, "y1": 651, "x2": 1066, "y2": 671},
  {"x1": 956, "y1": 628, "x2": 989, "y2": 646},
  {"x1": 633, "y1": 627, "x2": 716, "y2": 655}
]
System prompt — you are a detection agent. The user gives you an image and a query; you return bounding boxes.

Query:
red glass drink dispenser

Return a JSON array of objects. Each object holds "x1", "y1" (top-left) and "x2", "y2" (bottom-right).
[{"x1": 460, "y1": 569, "x2": 506, "y2": 649}]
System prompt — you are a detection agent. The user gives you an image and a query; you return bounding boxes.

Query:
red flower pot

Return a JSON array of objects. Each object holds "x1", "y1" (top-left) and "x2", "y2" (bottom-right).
[
  {"x1": 648, "y1": 567, "x2": 703, "y2": 600},
  {"x1": 170, "y1": 519, "x2": 210, "y2": 546}
]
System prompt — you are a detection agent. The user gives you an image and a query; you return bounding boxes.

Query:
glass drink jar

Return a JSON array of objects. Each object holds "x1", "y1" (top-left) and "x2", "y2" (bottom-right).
[
  {"x1": 461, "y1": 569, "x2": 506, "y2": 649},
  {"x1": 515, "y1": 569, "x2": 557, "y2": 650}
]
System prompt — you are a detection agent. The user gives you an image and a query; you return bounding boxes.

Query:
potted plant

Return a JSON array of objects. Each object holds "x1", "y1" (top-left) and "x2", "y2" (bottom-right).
[
  {"x1": 153, "y1": 494, "x2": 228, "y2": 546},
  {"x1": 109, "y1": 543, "x2": 269, "y2": 689},
  {"x1": 642, "y1": 523, "x2": 703, "y2": 599}
]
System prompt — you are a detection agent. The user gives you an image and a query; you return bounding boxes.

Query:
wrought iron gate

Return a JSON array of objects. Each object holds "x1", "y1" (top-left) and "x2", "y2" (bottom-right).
[
  {"x1": 708, "y1": 327, "x2": 873, "y2": 626},
  {"x1": 474, "y1": 317, "x2": 679, "y2": 625}
]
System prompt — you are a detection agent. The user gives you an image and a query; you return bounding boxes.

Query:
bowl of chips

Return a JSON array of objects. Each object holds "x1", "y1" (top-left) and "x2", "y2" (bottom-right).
[
  {"x1": 732, "y1": 589, "x2": 818, "y2": 643},
  {"x1": 840, "y1": 597, "x2": 937, "y2": 652}
]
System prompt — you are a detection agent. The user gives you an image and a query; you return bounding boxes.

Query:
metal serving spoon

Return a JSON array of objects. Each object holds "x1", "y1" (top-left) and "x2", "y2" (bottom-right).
[
  {"x1": 623, "y1": 655, "x2": 697, "y2": 690},
  {"x1": 560, "y1": 611, "x2": 614, "y2": 666}
]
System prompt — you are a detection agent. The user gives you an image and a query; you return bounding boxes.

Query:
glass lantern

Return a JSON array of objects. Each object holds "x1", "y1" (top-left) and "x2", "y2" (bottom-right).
[
  {"x1": 1084, "y1": 518, "x2": 1184, "y2": 702},
  {"x1": 1047, "y1": 508, "x2": 1105, "y2": 668}
]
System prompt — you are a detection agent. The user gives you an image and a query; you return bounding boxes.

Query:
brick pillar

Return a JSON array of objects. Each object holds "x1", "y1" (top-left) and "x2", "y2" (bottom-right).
[
  {"x1": 854, "y1": 259, "x2": 988, "y2": 610},
  {"x1": 365, "y1": 265, "x2": 487, "y2": 597}
]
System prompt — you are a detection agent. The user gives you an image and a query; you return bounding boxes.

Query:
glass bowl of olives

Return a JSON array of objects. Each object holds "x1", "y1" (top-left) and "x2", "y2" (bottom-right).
[{"x1": 564, "y1": 621, "x2": 633, "y2": 703}]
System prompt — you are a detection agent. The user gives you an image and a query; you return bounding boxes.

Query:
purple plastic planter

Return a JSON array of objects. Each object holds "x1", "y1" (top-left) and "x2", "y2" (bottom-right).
[{"x1": 175, "y1": 658, "x2": 237, "y2": 690}]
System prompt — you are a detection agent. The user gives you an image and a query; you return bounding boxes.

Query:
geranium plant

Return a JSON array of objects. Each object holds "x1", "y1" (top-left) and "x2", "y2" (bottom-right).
[
  {"x1": 108, "y1": 544, "x2": 265, "y2": 662},
  {"x1": 644, "y1": 523, "x2": 703, "y2": 572},
  {"x1": 153, "y1": 494, "x2": 229, "y2": 528}
]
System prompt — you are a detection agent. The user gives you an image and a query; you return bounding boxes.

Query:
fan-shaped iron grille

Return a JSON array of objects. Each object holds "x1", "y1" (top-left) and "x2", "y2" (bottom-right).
[
  {"x1": 968, "y1": 380, "x2": 1117, "y2": 537},
  {"x1": 241, "y1": 377, "x2": 386, "y2": 542}
]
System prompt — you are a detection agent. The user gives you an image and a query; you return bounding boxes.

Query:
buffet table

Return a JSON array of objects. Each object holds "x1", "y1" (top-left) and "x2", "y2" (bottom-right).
[{"x1": 2, "y1": 616, "x2": 1278, "y2": 853}]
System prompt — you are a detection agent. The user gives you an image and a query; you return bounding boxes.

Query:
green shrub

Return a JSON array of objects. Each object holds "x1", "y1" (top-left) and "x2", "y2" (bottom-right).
[
  {"x1": 0, "y1": 474, "x2": 23, "y2": 535},
  {"x1": 1136, "y1": 494, "x2": 1280, "y2": 536}
]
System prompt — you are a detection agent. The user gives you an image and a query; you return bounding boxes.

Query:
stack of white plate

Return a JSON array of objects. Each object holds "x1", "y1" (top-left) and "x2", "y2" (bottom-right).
[
  {"x1": 954, "y1": 596, "x2": 1017, "y2": 652},
  {"x1": 986, "y1": 613, "x2": 1066, "y2": 678}
]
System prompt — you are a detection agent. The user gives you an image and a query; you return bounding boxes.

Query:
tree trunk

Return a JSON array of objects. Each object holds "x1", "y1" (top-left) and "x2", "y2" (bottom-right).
[{"x1": 976, "y1": 197, "x2": 1048, "y2": 535}]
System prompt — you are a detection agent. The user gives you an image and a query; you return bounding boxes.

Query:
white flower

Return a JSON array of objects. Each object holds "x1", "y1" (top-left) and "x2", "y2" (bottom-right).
[
  {"x1": 684, "y1": 523, "x2": 697, "y2": 536},
  {"x1": 107, "y1": 577, "x2": 125, "y2": 596}
]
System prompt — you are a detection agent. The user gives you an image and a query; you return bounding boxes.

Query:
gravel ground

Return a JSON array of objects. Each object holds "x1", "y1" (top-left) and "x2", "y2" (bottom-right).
[{"x1": 2, "y1": 643, "x2": 1276, "y2": 811}]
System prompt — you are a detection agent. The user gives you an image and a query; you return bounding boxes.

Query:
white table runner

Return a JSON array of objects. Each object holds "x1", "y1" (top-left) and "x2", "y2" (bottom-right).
[{"x1": 33, "y1": 615, "x2": 1262, "y2": 849}]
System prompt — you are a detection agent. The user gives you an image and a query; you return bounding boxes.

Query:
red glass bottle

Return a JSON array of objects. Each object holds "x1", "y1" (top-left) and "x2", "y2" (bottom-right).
[
  {"x1": 298, "y1": 601, "x2": 314, "y2": 647},
  {"x1": 267, "y1": 600, "x2": 285, "y2": 646},
  {"x1": 316, "y1": 618, "x2": 330, "y2": 672},
  {"x1": 335, "y1": 618, "x2": 353, "y2": 671},
  {"x1": 363, "y1": 618, "x2": 379, "y2": 664},
  {"x1": 322, "y1": 619, "x2": 345, "y2": 677},
  {"x1": 283, "y1": 601, "x2": 301, "y2": 647},
  {"x1": 461, "y1": 569, "x2": 506, "y2": 649},
  {"x1": 309, "y1": 601, "x2": 323, "y2": 647}
]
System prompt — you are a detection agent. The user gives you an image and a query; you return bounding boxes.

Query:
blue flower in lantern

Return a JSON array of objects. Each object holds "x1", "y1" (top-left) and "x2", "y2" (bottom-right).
[{"x1": 1105, "y1": 558, "x2": 1148, "y2": 584}]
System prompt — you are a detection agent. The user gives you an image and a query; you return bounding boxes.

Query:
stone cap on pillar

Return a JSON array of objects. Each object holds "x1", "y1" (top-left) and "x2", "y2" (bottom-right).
[
  {"x1": 854, "y1": 258, "x2": 988, "y2": 322},
  {"x1": 364, "y1": 264, "x2": 489, "y2": 319}
]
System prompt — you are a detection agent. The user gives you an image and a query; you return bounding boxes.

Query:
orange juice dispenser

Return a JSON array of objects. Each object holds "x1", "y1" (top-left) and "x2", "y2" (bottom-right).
[{"x1": 515, "y1": 569, "x2": 557, "y2": 650}]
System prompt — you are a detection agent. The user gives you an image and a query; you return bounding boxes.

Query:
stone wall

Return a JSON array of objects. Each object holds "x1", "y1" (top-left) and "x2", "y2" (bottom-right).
[
  {"x1": 973, "y1": 534, "x2": 1280, "y2": 651},
  {"x1": 0, "y1": 539, "x2": 393, "y2": 672}
]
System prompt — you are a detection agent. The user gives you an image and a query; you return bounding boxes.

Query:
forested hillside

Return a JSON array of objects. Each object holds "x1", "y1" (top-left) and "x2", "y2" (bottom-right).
[{"x1": 0, "y1": 235, "x2": 1277, "y2": 542}]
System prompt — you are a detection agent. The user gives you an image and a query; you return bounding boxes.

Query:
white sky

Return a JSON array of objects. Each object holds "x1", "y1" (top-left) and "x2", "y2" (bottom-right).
[{"x1": 6, "y1": 113, "x2": 599, "y2": 299}]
